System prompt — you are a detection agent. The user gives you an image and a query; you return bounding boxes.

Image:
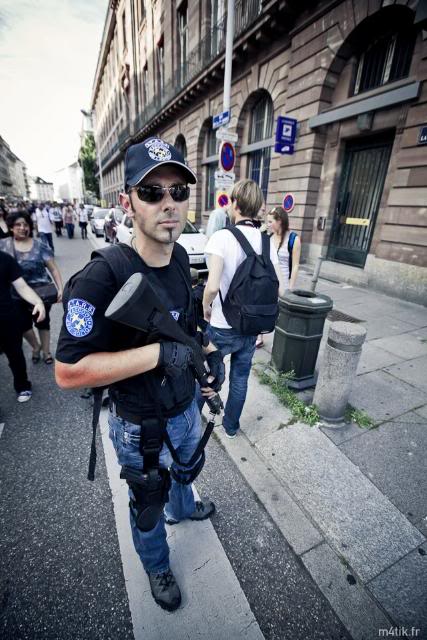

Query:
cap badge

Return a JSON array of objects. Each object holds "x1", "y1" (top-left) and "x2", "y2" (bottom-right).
[{"x1": 146, "y1": 139, "x2": 172, "y2": 162}]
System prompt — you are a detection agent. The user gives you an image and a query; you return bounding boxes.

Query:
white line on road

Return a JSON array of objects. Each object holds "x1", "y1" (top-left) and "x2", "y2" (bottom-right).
[
  {"x1": 0, "y1": 423, "x2": 4, "y2": 439},
  {"x1": 99, "y1": 408, "x2": 264, "y2": 640}
]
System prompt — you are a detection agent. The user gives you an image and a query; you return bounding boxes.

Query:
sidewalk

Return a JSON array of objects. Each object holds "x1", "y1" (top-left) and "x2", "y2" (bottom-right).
[{"x1": 208, "y1": 272, "x2": 427, "y2": 640}]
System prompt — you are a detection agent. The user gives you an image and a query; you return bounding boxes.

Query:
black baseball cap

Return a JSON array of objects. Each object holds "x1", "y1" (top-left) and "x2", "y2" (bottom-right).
[{"x1": 124, "y1": 137, "x2": 197, "y2": 190}]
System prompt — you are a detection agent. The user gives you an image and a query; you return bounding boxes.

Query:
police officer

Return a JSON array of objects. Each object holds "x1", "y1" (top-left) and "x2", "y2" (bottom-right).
[{"x1": 55, "y1": 138, "x2": 225, "y2": 612}]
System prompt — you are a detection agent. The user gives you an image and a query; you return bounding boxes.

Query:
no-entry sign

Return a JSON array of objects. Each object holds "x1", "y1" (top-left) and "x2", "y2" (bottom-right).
[
  {"x1": 216, "y1": 192, "x2": 230, "y2": 208},
  {"x1": 219, "y1": 141, "x2": 236, "y2": 173},
  {"x1": 283, "y1": 193, "x2": 295, "y2": 213}
]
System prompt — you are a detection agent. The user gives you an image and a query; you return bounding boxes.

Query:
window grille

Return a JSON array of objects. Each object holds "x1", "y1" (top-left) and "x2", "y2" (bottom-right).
[{"x1": 353, "y1": 30, "x2": 414, "y2": 95}]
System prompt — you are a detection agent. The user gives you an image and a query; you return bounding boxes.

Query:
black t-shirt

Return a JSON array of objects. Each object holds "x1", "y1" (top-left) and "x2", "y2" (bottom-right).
[
  {"x1": 0, "y1": 251, "x2": 22, "y2": 316},
  {"x1": 56, "y1": 251, "x2": 189, "y2": 365}
]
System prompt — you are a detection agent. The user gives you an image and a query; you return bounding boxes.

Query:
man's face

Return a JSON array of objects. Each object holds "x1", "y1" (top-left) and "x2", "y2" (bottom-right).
[{"x1": 120, "y1": 166, "x2": 189, "y2": 245}]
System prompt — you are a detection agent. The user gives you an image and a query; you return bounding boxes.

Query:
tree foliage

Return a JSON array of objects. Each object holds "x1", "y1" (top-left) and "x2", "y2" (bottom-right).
[{"x1": 79, "y1": 133, "x2": 99, "y2": 197}]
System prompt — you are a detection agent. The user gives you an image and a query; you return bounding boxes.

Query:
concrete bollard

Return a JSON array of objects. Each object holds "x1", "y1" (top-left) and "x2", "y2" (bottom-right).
[{"x1": 313, "y1": 321, "x2": 367, "y2": 423}]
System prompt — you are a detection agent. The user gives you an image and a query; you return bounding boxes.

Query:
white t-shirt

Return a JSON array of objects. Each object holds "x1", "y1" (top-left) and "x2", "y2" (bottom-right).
[
  {"x1": 205, "y1": 226, "x2": 279, "y2": 329},
  {"x1": 78, "y1": 209, "x2": 88, "y2": 223},
  {"x1": 36, "y1": 208, "x2": 53, "y2": 233},
  {"x1": 275, "y1": 233, "x2": 290, "y2": 286}
]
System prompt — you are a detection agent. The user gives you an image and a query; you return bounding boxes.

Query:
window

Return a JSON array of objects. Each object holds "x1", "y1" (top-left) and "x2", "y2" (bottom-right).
[
  {"x1": 210, "y1": 0, "x2": 225, "y2": 57},
  {"x1": 122, "y1": 11, "x2": 127, "y2": 50},
  {"x1": 178, "y1": 3, "x2": 188, "y2": 86},
  {"x1": 175, "y1": 135, "x2": 187, "y2": 162},
  {"x1": 142, "y1": 63, "x2": 149, "y2": 104},
  {"x1": 247, "y1": 94, "x2": 273, "y2": 201},
  {"x1": 353, "y1": 29, "x2": 414, "y2": 96},
  {"x1": 157, "y1": 39, "x2": 165, "y2": 97},
  {"x1": 204, "y1": 127, "x2": 219, "y2": 210}
]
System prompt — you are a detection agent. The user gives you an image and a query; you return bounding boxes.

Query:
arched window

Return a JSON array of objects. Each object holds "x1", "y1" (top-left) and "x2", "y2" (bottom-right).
[
  {"x1": 353, "y1": 28, "x2": 415, "y2": 96},
  {"x1": 174, "y1": 134, "x2": 187, "y2": 162},
  {"x1": 247, "y1": 94, "x2": 273, "y2": 201}
]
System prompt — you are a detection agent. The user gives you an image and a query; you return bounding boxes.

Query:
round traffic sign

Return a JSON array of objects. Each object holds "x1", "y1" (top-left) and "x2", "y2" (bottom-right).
[
  {"x1": 219, "y1": 141, "x2": 235, "y2": 172},
  {"x1": 217, "y1": 192, "x2": 230, "y2": 208},
  {"x1": 283, "y1": 193, "x2": 295, "y2": 213}
]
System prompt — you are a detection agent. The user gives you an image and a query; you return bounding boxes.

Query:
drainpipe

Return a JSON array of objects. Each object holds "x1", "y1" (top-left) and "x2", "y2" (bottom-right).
[{"x1": 223, "y1": 0, "x2": 235, "y2": 116}]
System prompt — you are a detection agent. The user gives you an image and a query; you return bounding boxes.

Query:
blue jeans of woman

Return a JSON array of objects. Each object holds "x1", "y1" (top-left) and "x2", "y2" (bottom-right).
[
  {"x1": 108, "y1": 397, "x2": 201, "y2": 574},
  {"x1": 203, "y1": 325, "x2": 256, "y2": 435}
]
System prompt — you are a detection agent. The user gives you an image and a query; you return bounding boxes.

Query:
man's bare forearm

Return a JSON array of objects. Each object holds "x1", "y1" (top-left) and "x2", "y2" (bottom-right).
[{"x1": 55, "y1": 343, "x2": 161, "y2": 390}]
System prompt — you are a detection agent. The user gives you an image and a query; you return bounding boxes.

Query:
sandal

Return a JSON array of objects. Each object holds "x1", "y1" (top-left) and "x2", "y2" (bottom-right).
[
  {"x1": 32, "y1": 348, "x2": 41, "y2": 363},
  {"x1": 44, "y1": 353, "x2": 53, "y2": 365}
]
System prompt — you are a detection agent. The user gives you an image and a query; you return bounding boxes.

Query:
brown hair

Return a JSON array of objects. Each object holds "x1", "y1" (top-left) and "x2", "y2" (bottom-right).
[
  {"x1": 231, "y1": 179, "x2": 263, "y2": 219},
  {"x1": 269, "y1": 206, "x2": 289, "y2": 250}
]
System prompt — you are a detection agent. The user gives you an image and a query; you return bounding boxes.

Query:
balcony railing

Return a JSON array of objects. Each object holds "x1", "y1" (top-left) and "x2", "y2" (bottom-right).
[
  {"x1": 133, "y1": 0, "x2": 262, "y2": 136},
  {"x1": 118, "y1": 123, "x2": 131, "y2": 146}
]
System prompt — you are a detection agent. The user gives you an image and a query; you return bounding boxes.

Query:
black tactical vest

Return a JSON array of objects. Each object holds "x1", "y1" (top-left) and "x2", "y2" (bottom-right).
[{"x1": 91, "y1": 243, "x2": 197, "y2": 418}]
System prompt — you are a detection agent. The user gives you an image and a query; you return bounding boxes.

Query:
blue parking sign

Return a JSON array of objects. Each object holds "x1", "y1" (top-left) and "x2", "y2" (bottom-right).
[{"x1": 275, "y1": 116, "x2": 297, "y2": 154}]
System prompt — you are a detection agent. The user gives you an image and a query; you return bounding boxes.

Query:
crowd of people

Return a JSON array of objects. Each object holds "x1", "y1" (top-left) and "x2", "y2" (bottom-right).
[{"x1": 0, "y1": 200, "x2": 64, "y2": 404}]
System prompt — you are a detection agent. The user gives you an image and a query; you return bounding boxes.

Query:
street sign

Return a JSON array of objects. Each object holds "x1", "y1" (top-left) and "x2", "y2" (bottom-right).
[
  {"x1": 213, "y1": 110, "x2": 230, "y2": 129},
  {"x1": 276, "y1": 116, "x2": 298, "y2": 144},
  {"x1": 216, "y1": 192, "x2": 230, "y2": 208},
  {"x1": 282, "y1": 193, "x2": 295, "y2": 213},
  {"x1": 219, "y1": 141, "x2": 236, "y2": 172},
  {"x1": 275, "y1": 116, "x2": 297, "y2": 155},
  {"x1": 216, "y1": 129, "x2": 238, "y2": 143},
  {"x1": 418, "y1": 125, "x2": 427, "y2": 145},
  {"x1": 215, "y1": 170, "x2": 235, "y2": 183},
  {"x1": 274, "y1": 142, "x2": 295, "y2": 155}
]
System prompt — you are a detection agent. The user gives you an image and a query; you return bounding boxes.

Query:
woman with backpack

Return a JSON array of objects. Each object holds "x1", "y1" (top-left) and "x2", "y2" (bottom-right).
[{"x1": 256, "y1": 206, "x2": 301, "y2": 348}]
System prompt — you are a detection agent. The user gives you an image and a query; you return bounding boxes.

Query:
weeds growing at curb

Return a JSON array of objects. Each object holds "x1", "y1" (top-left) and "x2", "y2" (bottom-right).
[
  {"x1": 257, "y1": 368, "x2": 320, "y2": 427},
  {"x1": 345, "y1": 405, "x2": 374, "y2": 429}
]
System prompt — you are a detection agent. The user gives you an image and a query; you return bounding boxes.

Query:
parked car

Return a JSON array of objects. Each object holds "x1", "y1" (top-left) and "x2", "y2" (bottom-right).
[
  {"x1": 104, "y1": 207, "x2": 124, "y2": 243},
  {"x1": 89, "y1": 208, "x2": 109, "y2": 237},
  {"x1": 116, "y1": 214, "x2": 208, "y2": 272}
]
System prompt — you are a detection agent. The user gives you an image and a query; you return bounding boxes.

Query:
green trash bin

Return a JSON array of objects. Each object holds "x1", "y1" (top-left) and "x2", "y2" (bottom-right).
[{"x1": 271, "y1": 289, "x2": 333, "y2": 389}]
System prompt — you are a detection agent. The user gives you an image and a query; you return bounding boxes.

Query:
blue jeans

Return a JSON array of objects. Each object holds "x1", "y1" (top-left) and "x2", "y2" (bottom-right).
[
  {"x1": 108, "y1": 397, "x2": 201, "y2": 574},
  {"x1": 203, "y1": 326, "x2": 256, "y2": 435}
]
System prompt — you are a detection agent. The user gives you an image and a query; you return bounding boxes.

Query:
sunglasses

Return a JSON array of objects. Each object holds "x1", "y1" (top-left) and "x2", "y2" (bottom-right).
[{"x1": 132, "y1": 184, "x2": 190, "y2": 203}]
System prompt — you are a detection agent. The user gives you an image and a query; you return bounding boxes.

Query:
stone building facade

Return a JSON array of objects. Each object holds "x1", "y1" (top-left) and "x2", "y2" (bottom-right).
[
  {"x1": 0, "y1": 136, "x2": 30, "y2": 200},
  {"x1": 91, "y1": 0, "x2": 427, "y2": 303}
]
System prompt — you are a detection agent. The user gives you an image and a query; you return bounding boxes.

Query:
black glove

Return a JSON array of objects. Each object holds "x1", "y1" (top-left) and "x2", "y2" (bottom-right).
[
  {"x1": 206, "y1": 350, "x2": 225, "y2": 392},
  {"x1": 158, "y1": 341, "x2": 193, "y2": 379}
]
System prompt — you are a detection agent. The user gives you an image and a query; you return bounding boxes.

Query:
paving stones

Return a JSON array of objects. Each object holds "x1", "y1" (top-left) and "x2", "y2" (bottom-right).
[
  {"x1": 369, "y1": 332, "x2": 427, "y2": 359},
  {"x1": 256, "y1": 423, "x2": 425, "y2": 582},
  {"x1": 369, "y1": 542, "x2": 427, "y2": 637},
  {"x1": 349, "y1": 370, "x2": 426, "y2": 423},
  {"x1": 339, "y1": 419, "x2": 427, "y2": 523},
  {"x1": 384, "y1": 355, "x2": 427, "y2": 392}
]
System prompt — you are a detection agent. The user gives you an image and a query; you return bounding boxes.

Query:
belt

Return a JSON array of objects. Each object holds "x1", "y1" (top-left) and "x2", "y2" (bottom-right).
[{"x1": 110, "y1": 401, "x2": 146, "y2": 425}]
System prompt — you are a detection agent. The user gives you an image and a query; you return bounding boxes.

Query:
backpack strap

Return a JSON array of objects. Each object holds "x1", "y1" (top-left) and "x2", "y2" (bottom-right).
[
  {"x1": 225, "y1": 226, "x2": 257, "y2": 257},
  {"x1": 288, "y1": 231, "x2": 297, "y2": 278},
  {"x1": 261, "y1": 232, "x2": 271, "y2": 264}
]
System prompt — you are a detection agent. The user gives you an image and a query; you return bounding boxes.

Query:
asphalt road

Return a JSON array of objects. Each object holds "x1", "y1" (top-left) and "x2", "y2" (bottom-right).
[{"x1": 0, "y1": 231, "x2": 350, "y2": 640}]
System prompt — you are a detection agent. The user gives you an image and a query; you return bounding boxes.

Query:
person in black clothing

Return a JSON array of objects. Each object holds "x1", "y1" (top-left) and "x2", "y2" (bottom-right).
[
  {"x1": 0, "y1": 251, "x2": 45, "y2": 402},
  {"x1": 0, "y1": 203, "x2": 10, "y2": 239},
  {"x1": 55, "y1": 138, "x2": 225, "y2": 612}
]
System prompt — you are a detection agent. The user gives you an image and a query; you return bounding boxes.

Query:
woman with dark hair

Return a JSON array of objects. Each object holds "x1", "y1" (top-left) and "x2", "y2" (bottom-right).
[
  {"x1": 256, "y1": 206, "x2": 301, "y2": 348},
  {"x1": 0, "y1": 210, "x2": 63, "y2": 365},
  {"x1": 0, "y1": 251, "x2": 45, "y2": 402},
  {"x1": 0, "y1": 203, "x2": 10, "y2": 239}
]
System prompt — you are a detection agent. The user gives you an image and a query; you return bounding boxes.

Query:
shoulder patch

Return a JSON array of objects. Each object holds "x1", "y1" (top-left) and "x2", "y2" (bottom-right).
[{"x1": 66, "y1": 298, "x2": 95, "y2": 338}]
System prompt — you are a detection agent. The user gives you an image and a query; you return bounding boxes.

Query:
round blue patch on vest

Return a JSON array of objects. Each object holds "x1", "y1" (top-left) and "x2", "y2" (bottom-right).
[{"x1": 66, "y1": 298, "x2": 95, "y2": 338}]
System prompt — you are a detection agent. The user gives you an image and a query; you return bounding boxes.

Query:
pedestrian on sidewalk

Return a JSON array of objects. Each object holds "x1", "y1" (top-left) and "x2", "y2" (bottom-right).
[
  {"x1": 50, "y1": 202, "x2": 63, "y2": 237},
  {"x1": 202, "y1": 179, "x2": 284, "y2": 438},
  {"x1": 55, "y1": 137, "x2": 224, "y2": 613},
  {"x1": 267, "y1": 206, "x2": 301, "y2": 290},
  {"x1": 255, "y1": 206, "x2": 301, "y2": 349},
  {"x1": 78, "y1": 203, "x2": 88, "y2": 239},
  {"x1": 0, "y1": 210, "x2": 63, "y2": 365},
  {"x1": 0, "y1": 250, "x2": 45, "y2": 403},
  {"x1": 62, "y1": 204, "x2": 76, "y2": 239},
  {"x1": 36, "y1": 203, "x2": 55, "y2": 253}
]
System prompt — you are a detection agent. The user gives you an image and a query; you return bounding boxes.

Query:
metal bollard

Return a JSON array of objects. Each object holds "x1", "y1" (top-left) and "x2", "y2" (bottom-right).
[{"x1": 313, "y1": 321, "x2": 367, "y2": 423}]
